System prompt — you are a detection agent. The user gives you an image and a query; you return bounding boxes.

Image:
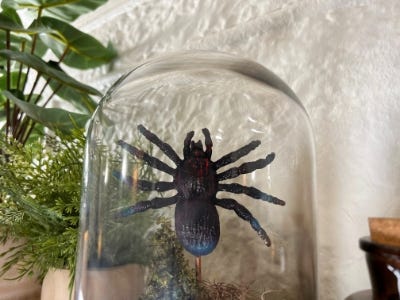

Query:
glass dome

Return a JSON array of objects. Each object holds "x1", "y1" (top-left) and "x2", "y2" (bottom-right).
[{"x1": 74, "y1": 51, "x2": 317, "y2": 299}]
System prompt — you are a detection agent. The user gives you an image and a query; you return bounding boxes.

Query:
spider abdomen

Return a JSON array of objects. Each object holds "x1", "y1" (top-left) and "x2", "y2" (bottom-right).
[{"x1": 175, "y1": 199, "x2": 220, "y2": 256}]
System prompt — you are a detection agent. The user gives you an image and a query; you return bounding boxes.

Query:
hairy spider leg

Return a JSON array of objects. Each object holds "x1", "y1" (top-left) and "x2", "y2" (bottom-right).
[
  {"x1": 202, "y1": 128, "x2": 213, "y2": 158},
  {"x1": 116, "y1": 140, "x2": 178, "y2": 218},
  {"x1": 183, "y1": 131, "x2": 195, "y2": 158},
  {"x1": 136, "y1": 180, "x2": 175, "y2": 192},
  {"x1": 217, "y1": 153, "x2": 275, "y2": 181},
  {"x1": 215, "y1": 198, "x2": 271, "y2": 246},
  {"x1": 117, "y1": 140, "x2": 175, "y2": 176},
  {"x1": 112, "y1": 171, "x2": 175, "y2": 192},
  {"x1": 218, "y1": 183, "x2": 285, "y2": 206},
  {"x1": 137, "y1": 125, "x2": 182, "y2": 165},
  {"x1": 214, "y1": 140, "x2": 261, "y2": 170},
  {"x1": 116, "y1": 195, "x2": 178, "y2": 218}
]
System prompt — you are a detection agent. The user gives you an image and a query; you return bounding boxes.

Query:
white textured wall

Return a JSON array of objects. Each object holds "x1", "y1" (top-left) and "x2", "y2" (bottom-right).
[{"x1": 73, "y1": 1, "x2": 400, "y2": 298}]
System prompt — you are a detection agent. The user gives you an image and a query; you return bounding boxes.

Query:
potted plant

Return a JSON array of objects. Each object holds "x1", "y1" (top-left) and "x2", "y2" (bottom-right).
[
  {"x1": 0, "y1": 129, "x2": 85, "y2": 297},
  {"x1": 0, "y1": 0, "x2": 116, "y2": 298},
  {"x1": 0, "y1": 0, "x2": 116, "y2": 143}
]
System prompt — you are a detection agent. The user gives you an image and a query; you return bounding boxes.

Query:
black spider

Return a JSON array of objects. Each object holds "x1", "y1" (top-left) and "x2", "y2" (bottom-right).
[{"x1": 115, "y1": 125, "x2": 285, "y2": 256}]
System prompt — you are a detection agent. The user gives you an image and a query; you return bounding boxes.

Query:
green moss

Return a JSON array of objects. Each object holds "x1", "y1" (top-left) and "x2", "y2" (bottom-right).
[
  {"x1": 137, "y1": 218, "x2": 262, "y2": 299},
  {"x1": 140, "y1": 217, "x2": 198, "y2": 300}
]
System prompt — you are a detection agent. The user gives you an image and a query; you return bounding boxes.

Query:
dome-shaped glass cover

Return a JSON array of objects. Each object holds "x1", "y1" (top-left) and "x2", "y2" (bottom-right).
[{"x1": 75, "y1": 51, "x2": 317, "y2": 300}]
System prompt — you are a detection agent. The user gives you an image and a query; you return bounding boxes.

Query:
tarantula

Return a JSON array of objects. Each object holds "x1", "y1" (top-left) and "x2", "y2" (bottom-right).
[{"x1": 115, "y1": 125, "x2": 285, "y2": 256}]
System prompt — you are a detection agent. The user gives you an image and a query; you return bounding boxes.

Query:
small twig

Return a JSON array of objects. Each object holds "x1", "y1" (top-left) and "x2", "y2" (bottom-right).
[{"x1": 195, "y1": 256, "x2": 202, "y2": 283}]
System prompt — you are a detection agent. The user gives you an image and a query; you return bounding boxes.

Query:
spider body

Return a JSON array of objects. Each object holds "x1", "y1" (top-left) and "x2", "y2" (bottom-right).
[{"x1": 116, "y1": 125, "x2": 285, "y2": 256}]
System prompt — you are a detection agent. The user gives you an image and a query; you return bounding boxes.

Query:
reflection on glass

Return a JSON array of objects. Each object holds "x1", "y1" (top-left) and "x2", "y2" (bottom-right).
[{"x1": 75, "y1": 51, "x2": 317, "y2": 300}]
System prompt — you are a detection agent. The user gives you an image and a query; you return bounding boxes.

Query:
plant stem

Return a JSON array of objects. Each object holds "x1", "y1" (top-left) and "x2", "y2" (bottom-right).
[
  {"x1": 19, "y1": 43, "x2": 69, "y2": 143},
  {"x1": 17, "y1": 41, "x2": 26, "y2": 90},
  {"x1": 14, "y1": 117, "x2": 29, "y2": 143},
  {"x1": 21, "y1": 7, "x2": 42, "y2": 96},
  {"x1": 15, "y1": 70, "x2": 43, "y2": 141},
  {"x1": 59, "y1": 47, "x2": 69, "y2": 63},
  {"x1": 43, "y1": 83, "x2": 62, "y2": 108},
  {"x1": 12, "y1": 42, "x2": 27, "y2": 134},
  {"x1": 5, "y1": 30, "x2": 11, "y2": 137},
  {"x1": 34, "y1": 77, "x2": 51, "y2": 104},
  {"x1": 195, "y1": 256, "x2": 202, "y2": 283},
  {"x1": 21, "y1": 83, "x2": 62, "y2": 145},
  {"x1": 30, "y1": 8, "x2": 42, "y2": 55},
  {"x1": 26, "y1": 72, "x2": 41, "y2": 103}
]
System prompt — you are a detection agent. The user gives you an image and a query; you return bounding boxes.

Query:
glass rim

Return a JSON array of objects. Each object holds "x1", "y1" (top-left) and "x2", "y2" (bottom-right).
[{"x1": 100, "y1": 50, "x2": 306, "y2": 111}]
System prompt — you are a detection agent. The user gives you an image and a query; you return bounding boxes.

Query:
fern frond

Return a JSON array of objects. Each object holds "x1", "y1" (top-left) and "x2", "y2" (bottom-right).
[{"x1": 0, "y1": 130, "x2": 85, "y2": 281}]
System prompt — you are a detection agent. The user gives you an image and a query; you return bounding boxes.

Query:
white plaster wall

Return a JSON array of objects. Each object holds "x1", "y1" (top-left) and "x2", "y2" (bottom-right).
[{"x1": 73, "y1": 1, "x2": 400, "y2": 298}]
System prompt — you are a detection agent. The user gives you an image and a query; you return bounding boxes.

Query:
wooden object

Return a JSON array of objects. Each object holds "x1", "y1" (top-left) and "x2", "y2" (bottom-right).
[
  {"x1": 0, "y1": 240, "x2": 41, "y2": 300},
  {"x1": 368, "y1": 217, "x2": 400, "y2": 247}
]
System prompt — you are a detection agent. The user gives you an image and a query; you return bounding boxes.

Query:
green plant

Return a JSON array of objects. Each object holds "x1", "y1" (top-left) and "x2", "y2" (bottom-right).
[
  {"x1": 0, "y1": 0, "x2": 116, "y2": 144},
  {"x1": 140, "y1": 217, "x2": 199, "y2": 300},
  {"x1": 139, "y1": 217, "x2": 261, "y2": 299},
  {"x1": 0, "y1": 130, "x2": 84, "y2": 283},
  {"x1": 199, "y1": 281, "x2": 259, "y2": 300},
  {"x1": 0, "y1": 0, "x2": 116, "y2": 289},
  {"x1": 138, "y1": 217, "x2": 262, "y2": 299}
]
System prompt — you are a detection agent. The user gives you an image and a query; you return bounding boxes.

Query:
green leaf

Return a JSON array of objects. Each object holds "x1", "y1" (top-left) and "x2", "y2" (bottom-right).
[
  {"x1": 0, "y1": 11, "x2": 29, "y2": 55},
  {"x1": 0, "y1": 30, "x2": 31, "y2": 46},
  {"x1": 0, "y1": 8, "x2": 48, "y2": 33},
  {"x1": 0, "y1": 50, "x2": 102, "y2": 96},
  {"x1": 0, "y1": 70, "x2": 27, "y2": 90},
  {"x1": 0, "y1": 17, "x2": 51, "y2": 35},
  {"x1": 1, "y1": 0, "x2": 19, "y2": 10},
  {"x1": 53, "y1": 84, "x2": 97, "y2": 113},
  {"x1": 39, "y1": 16, "x2": 116, "y2": 69},
  {"x1": 46, "y1": 61, "x2": 97, "y2": 113},
  {"x1": 0, "y1": 8, "x2": 50, "y2": 57},
  {"x1": 0, "y1": 7, "x2": 23, "y2": 30},
  {"x1": 3, "y1": 90, "x2": 90, "y2": 133},
  {"x1": 2, "y1": 0, "x2": 109, "y2": 22},
  {"x1": 44, "y1": 0, "x2": 108, "y2": 22},
  {"x1": 50, "y1": 83, "x2": 98, "y2": 114},
  {"x1": 0, "y1": 32, "x2": 48, "y2": 61}
]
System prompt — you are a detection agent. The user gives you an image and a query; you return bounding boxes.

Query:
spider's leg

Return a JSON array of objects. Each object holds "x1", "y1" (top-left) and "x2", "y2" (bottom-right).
[
  {"x1": 214, "y1": 140, "x2": 261, "y2": 169},
  {"x1": 218, "y1": 183, "x2": 285, "y2": 206},
  {"x1": 215, "y1": 198, "x2": 271, "y2": 246},
  {"x1": 115, "y1": 195, "x2": 178, "y2": 218},
  {"x1": 202, "y1": 128, "x2": 213, "y2": 158},
  {"x1": 117, "y1": 140, "x2": 175, "y2": 175},
  {"x1": 217, "y1": 153, "x2": 275, "y2": 181},
  {"x1": 183, "y1": 130, "x2": 195, "y2": 159},
  {"x1": 137, "y1": 125, "x2": 182, "y2": 165},
  {"x1": 137, "y1": 180, "x2": 175, "y2": 192},
  {"x1": 112, "y1": 171, "x2": 175, "y2": 192}
]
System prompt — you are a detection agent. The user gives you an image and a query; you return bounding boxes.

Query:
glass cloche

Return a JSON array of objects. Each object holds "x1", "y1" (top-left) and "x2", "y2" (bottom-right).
[{"x1": 74, "y1": 51, "x2": 317, "y2": 300}]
